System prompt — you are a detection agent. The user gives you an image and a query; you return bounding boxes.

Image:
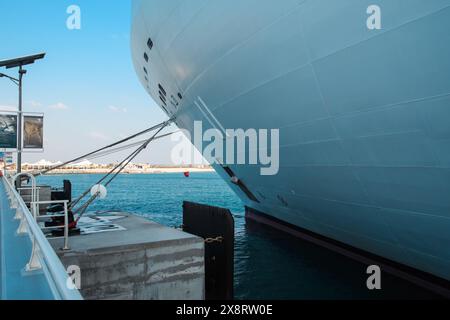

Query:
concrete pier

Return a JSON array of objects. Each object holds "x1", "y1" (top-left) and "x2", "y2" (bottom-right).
[{"x1": 49, "y1": 214, "x2": 205, "y2": 300}]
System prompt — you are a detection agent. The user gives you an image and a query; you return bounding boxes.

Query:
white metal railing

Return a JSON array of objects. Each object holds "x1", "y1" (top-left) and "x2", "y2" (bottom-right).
[
  {"x1": 32, "y1": 200, "x2": 70, "y2": 250},
  {"x1": 2, "y1": 174, "x2": 82, "y2": 300},
  {"x1": 17, "y1": 184, "x2": 70, "y2": 249}
]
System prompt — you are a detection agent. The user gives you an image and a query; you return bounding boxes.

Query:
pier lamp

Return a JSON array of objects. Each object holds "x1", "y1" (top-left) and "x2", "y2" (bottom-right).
[{"x1": 0, "y1": 53, "x2": 46, "y2": 173}]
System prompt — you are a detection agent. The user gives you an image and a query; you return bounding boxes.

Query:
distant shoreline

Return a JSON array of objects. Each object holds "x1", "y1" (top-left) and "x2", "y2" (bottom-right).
[{"x1": 18, "y1": 167, "x2": 216, "y2": 175}]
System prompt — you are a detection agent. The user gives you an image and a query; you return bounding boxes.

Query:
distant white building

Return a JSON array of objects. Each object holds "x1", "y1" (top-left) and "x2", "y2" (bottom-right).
[
  {"x1": 71, "y1": 159, "x2": 94, "y2": 169},
  {"x1": 26, "y1": 159, "x2": 62, "y2": 169}
]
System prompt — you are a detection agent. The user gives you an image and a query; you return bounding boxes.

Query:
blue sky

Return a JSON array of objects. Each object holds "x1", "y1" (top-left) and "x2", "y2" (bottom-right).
[{"x1": 0, "y1": 0, "x2": 180, "y2": 164}]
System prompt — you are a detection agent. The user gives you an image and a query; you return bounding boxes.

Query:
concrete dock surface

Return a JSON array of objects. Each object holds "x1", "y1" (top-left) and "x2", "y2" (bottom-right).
[{"x1": 49, "y1": 213, "x2": 205, "y2": 300}]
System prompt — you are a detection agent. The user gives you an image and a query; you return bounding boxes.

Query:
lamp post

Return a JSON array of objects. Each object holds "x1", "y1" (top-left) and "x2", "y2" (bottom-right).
[
  {"x1": 17, "y1": 66, "x2": 27, "y2": 174},
  {"x1": 0, "y1": 53, "x2": 45, "y2": 174}
]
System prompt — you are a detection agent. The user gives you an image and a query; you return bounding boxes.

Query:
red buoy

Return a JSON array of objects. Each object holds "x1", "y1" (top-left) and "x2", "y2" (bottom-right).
[{"x1": 184, "y1": 171, "x2": 190, "y2": 178}]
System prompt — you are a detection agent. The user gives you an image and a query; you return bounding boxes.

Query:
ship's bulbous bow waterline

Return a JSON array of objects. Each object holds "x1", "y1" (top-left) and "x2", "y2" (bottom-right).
[{"x1": 131, "y1": 0, "x2": 450, "y2": 281}]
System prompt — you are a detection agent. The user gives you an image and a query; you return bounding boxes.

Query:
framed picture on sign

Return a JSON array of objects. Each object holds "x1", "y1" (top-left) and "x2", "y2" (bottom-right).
[
  {"x1": 23, "y1": 115, "x2": 44, "y2": 150},
  {"x1": 0, "y1": 113, "x2": 18, "y2": 150}
]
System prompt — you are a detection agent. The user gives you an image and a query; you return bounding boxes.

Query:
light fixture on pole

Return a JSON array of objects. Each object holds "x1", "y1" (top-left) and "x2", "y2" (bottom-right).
[
  {"x1": 0, "y1": 53, "x2": 46, "y2": 174},
  {"x1": 0, "y1": 72, "x2": 19, "y2": 85}
]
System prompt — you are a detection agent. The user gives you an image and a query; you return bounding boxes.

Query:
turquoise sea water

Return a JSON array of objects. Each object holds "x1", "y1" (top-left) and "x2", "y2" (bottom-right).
[{"x1": 37, "y1": 172, "x2": 439, "y2": 300}]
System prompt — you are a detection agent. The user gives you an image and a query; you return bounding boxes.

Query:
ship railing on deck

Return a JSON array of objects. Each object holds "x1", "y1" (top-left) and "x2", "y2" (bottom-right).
[{"x1": 2, "y1": 175, "x2": 82, "y2": 300}]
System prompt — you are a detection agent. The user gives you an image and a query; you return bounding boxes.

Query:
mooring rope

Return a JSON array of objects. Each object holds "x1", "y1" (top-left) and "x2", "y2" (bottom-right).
[
  {"x1": 83, "y1": 131, "x2": 177, "y2": 161},
  {"x1": 34, "y1": 119, "x2": 173, "y2": 176},
  {"x1": 73, "y1": 120, "x2": 171, "y2": 222},
  {"x1": 69, "y1": 144, "x2": 143, "y2": 210}
]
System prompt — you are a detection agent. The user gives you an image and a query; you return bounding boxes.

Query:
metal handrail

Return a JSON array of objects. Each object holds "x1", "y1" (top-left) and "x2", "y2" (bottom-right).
[
  {"x1": 17, "y1": 186, "x2": 40, "y2": 188},
  {"x1": 18, "y1": 187, "x2": 41, "y2": 207},
  {"x1": 31, "y1": 200, "x2": 70, "y2": 250},
  {"x1": 13, "y1": 172, "x2": 38, "y2": 204},
  {"x1": 2, "y1": 175, "x2": 82, "y2": 300}
]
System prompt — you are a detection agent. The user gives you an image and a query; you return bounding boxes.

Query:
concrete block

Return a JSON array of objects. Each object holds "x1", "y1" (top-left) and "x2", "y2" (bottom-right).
[{"x1": 49, "y1": 214, "x2": 205, "y2": 300}]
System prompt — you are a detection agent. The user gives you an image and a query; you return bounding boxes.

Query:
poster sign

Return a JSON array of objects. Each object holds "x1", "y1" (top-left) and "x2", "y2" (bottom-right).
[
  {"x1": 0, "y1": 113, "x2": 18, "y2": 149},
  {"x1": 23, "y1": 115, "x2": 44, "y2": 149}
]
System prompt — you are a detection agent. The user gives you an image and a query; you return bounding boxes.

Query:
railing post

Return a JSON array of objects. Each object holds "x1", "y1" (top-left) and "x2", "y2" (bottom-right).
[
  {"x1": 10, "y1": 192, "x2": 18, "y2": 209},
  {"x1": 26, "y1": 237, "x2": 42, "y2": 271},
  {"x1": 17, "y1": 212, "x2": 28, "y2": 235},
  {"x1": 14, "y1": 207, "x2": 23, "y2": 220},
  {"x1": 12, "y1": 200, "x2": 18, "y2": 209},
  {"x1": 25, "y1": 201, "x2": 43, "y2": 271}
]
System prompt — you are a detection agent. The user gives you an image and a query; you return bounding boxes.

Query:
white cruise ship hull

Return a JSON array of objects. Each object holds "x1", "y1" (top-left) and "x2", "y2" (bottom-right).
[{"x1": 131, "y1": 0, "x2": 450, "y2": 282}]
